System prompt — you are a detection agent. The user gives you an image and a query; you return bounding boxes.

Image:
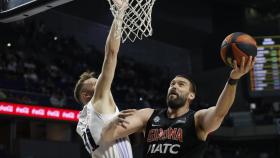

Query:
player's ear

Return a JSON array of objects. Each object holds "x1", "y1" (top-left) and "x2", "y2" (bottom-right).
[{"x1": 188, "y1": 92, "x2": 195, "y2": 100}]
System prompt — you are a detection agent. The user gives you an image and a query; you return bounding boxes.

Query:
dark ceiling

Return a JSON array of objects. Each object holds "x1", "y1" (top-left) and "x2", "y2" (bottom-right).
[
  {"x1": 52, "y1": 0, "x2": 280, "y2": 69},
  {"x1": 55, "y1": 0, "x2": 214, "y2": 48},
  {"x1": 55, "y1": 0, "x2": 280, "y2": 47}
]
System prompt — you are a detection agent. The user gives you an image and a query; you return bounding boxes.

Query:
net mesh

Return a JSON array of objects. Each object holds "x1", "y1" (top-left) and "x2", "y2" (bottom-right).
[{"x1": 107, "y1": 0, "x2": 156, "y2": 42}]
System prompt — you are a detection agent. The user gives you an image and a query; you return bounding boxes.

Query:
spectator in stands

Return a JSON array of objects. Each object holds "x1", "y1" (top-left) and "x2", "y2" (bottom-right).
[
  {"x1": 0, "y1": 90, "x2": 7, "y2": 100},
  {"x1": 0, "y1": 144, "x2": 9, "y2": 158},
  {"x1": 0, "y1": 20, "x2": 170, "y2": 109},
  {"x1": 50, "y1": 90, "x2": 66, "y2": 107}
]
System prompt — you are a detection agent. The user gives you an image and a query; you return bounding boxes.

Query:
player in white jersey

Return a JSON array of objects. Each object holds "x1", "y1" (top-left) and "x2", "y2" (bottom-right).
[{"x1": 74, "y1": 0, "x2": 133, "y2": 157}]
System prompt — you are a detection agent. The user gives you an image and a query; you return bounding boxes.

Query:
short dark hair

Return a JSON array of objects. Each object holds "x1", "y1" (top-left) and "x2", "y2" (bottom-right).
[
  {"x1": 74, "y1": 71, "x2": 96, "y2": 104},
  {"x1": 175, "y1": 74, "x2": 197, "y2": 94}
]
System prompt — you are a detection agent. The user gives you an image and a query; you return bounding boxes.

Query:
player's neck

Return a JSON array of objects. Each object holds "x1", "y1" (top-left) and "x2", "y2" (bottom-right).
[{"x1": 167, "y1": 105, "x2": 189, "y2": 119}]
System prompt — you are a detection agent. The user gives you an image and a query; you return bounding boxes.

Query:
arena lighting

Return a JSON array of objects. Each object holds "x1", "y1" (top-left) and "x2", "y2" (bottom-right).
[
  {"x1": 0, "y1": 102, "x2": 79, "y2": 122},
  {"x1": 0, "y1": 0, "x2": 74, "y2": 23}
]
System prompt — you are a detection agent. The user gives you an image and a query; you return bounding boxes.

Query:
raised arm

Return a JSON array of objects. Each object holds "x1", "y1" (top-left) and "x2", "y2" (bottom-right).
[
  {"x1": 195, "y1": 56, "x2": 256, "y2": 140},
  {"x1": 91, "y1": 2, "x2": 127, "y2": 105},
  {"x1": 101, "y1": 108, "x2": 154, "y2": 143}
]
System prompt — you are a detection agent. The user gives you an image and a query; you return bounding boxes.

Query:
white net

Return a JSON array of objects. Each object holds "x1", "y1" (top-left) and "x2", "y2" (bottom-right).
[{"x1": 107, "y1": 0, "x2": 156, "y2": 43}]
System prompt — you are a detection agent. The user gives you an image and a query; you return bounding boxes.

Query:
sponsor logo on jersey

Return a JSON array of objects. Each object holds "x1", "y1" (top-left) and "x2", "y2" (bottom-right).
[
  {"x1": 147, "y1": 143, "x2": 180, "y2": 154},
  {"x1": 151, "y1": 116, "x2": 161, "y2": 127},
  {"x1": 151, "y1": 124, "x2": 161, "y2": 127},
  {"x1": 153, "y1": 116, "x2": 160, "y2": 123},
  {"x1": 147, "y1": 128, "x2": 183, "y2": 143},
  {"x1": 175, "y1": 118, "x2": 186, "y2": 124}
]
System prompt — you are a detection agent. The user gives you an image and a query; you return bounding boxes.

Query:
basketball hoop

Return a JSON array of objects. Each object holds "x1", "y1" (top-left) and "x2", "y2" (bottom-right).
[{"x1": 107, "y1": 0, "x2": 156, "y2": 43}]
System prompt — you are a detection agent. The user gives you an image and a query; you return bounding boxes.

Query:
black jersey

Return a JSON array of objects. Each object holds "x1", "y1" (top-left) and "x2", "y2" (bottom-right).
[{"x1": 143, "y1": 108, "x2": 207, "y2": 158}]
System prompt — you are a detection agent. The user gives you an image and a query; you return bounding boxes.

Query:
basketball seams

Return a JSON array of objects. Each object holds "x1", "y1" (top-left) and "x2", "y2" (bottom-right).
[
  {"x1": 230, "y1": 42, "x2": 256, "y2": 46},
  {"x1": 221, "y1": 42, "x2": 256, "y2": 48},
  {"x1": 220, "y1": 43, "x2": 235, "y2": 67},
  {"x1": 236, "y1": 34, "x2": 257, "y2": 45},
  {"x1": 235, "y1": 43, "x2": 257, "y2": 57},
  {"x1": 231, "y1": 43, "x2": 249, "y2": 65},
  {"x1": 221, "y1": 41, "x2": 229, "y2": 48}
]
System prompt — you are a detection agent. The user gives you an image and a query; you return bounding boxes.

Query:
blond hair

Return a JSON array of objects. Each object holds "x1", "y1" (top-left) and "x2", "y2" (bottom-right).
[{"x1": 74, "y1": 71, "x2": 96, "y2": 104}]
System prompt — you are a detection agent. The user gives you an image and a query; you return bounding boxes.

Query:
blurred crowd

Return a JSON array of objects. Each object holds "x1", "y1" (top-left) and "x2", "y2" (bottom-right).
[
  {"x1": 0, "y1": 20, "x2": 170, "y2": 110},
  {"x1": 204, "y1": 143, "x2": 276, "y2": 158},
  {"x1": 1, "y1": 19, "x2": 280, "y2": 158}
]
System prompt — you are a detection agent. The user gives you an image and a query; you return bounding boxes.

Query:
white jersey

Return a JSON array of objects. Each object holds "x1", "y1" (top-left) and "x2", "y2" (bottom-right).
[{"x1": 76, "y1": 101, "x2": 133, "y2": 158}]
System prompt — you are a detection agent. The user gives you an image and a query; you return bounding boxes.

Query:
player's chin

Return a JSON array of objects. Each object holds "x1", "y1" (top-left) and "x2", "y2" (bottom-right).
[
  {"x1": 169, "y1": 94, "x2": 178, "y2": 99},
  {"x1": 167, "y1": 96, "x2": 177, "y2": 103}
]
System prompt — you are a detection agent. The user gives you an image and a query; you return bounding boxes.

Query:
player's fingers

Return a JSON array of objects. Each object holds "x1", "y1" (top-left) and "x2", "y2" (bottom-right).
[
  {"x1": 118, "y1": 113, "x2": 133, "y2": 119},
  {"x1": 117, "y1": 118, "x2": 130, "y2": 128},
  {"x1": 120, "y1": 109, "x2": 137, "y2": 113},
  {"x1": 250, "y1": 57, "x2": 256, "y2": 69},
  {"x1": 118, "y1": 117, "x2": 129, "y2": 124},
  {"x1": 116, "y1": 120, "x2": 127, "y2": 128},
  {"x1": 118, "y1": 113, "x2": 130, "y2": 119},
  {"x1": 120, "y1": 122, "x2": 128, "y2": 129},
  {"x1": 240, "y1": 56, "x2": 245, "y2": 72},
  {"x1": 233, "y1": 60, "x2": 238, "y2": 70},
  {"x1": 119, "y1": 109, "x2": 135, "y2": 115},
  {"x1": 118, "y1": 109, "x2": 136, "y2": 119},
  {"x1": 245, "y1": 56, "x2": 252, "y2": 71}
]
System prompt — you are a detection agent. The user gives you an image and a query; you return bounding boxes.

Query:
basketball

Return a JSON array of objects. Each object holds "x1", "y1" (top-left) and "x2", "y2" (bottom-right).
[{"x1": 220, "y1": 32, "x2": 257, "y2": 67}]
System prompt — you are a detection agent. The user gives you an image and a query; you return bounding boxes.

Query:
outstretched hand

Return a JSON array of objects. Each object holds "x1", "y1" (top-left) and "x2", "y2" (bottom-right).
[
  {"x1": 113, "y1": 0, "x2": 128, "y2": 11},
  {"x1": 115, "y1": 109, "x2": 136, "y2": 129},
  {"x1": 230, "y1": 56, "x2": 256, "y2": 79}
]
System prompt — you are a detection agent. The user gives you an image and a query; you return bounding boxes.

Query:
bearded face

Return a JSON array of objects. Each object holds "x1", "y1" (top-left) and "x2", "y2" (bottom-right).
[
  {"x1": 166, "y1": 88, "x2": 187, "y2": 109},
  {"x1": 166, "y1": 76, "x2": 195, "y2": 109}
]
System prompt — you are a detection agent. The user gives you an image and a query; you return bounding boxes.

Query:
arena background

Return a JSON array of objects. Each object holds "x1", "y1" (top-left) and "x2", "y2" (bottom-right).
[{"x1": 0, "y1": 0, "x2": 280, "y2": 158}]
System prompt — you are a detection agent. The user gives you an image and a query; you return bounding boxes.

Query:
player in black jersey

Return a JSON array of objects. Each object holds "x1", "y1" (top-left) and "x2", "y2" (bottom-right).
[{"x1": 101, "y1": 56, "x2": 256, "y2": 158}]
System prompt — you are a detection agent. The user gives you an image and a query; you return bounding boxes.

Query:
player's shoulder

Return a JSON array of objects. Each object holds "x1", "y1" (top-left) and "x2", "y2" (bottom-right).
[
  {"x1": 78, "y1": 101, "x2": 98, "y2": 121},
  {"x1": 83, "y1": 101, "x2": 105, "y2": 115},
  {"x1": 137, "y1": 108, "x2": 154, "y2": 115},
  {"x1": 136, "y1": 108, "x2": 155, "y2": 122},
  {"x1": 195, "y1": 106, "x2": 214, "y2": 117},
  {"x1": 78, "y1": 104, "x2": 89, "y2": 119}
]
